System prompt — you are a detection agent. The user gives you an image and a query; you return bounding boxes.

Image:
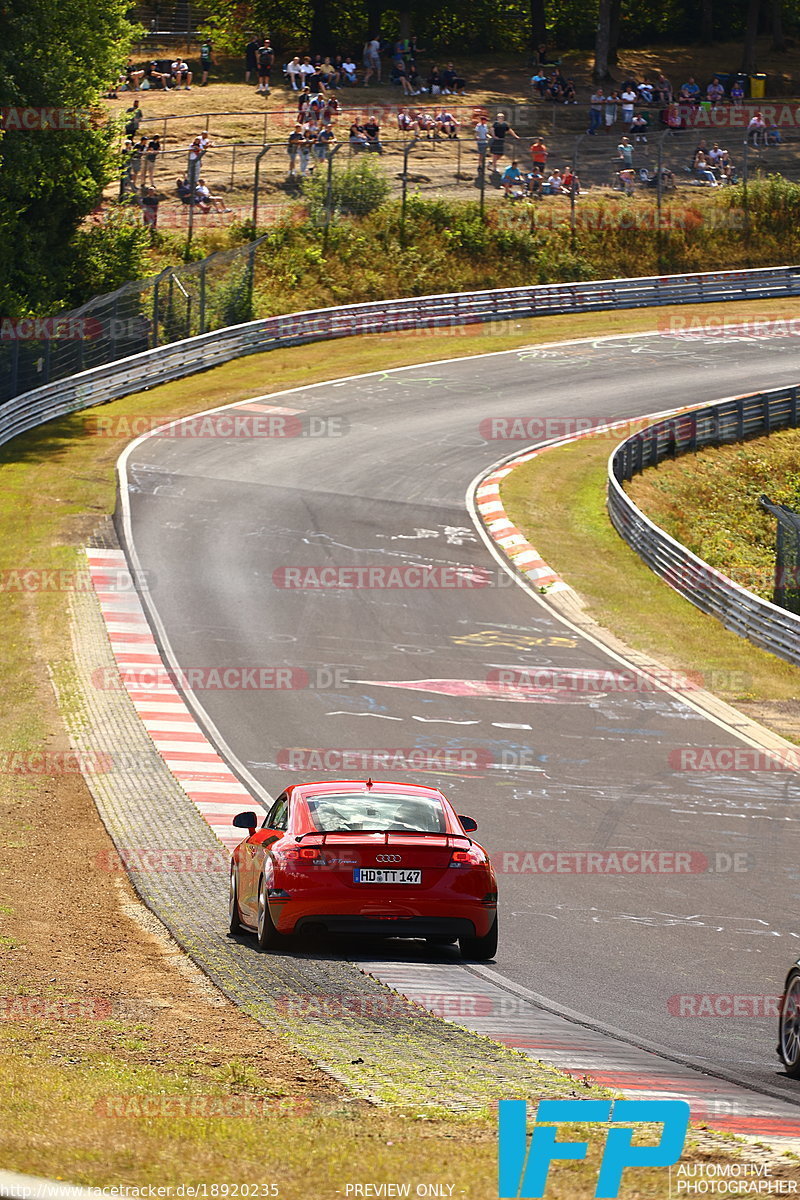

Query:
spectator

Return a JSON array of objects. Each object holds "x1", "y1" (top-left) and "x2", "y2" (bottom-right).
[
  {"x1": 317, "y1": 125, "x2": 336, "y2": 159},
  {"x1": 693, "y1": 151, "x2": 718, "y2": 184},
  {"x1": 428, "y1": 66, "x2": 442, "y2": 95},
  {"x1": 394, "y1": 56, "x2": 415, "y2": 95},
  {"x1": 616, "y1": 135, "x2": 633, "y2": 167},
  {"x1": 300, "y1": 55, "x2": 319, "y2": 91},
  {"x1": 407, "y1": 61, "x2": 422, "y2": 93},
  {"x1": 562, "y1": 78, "x2": 577, "y2": 103},
  {"x1": 490, "y1": 111, "x2": 520, "y2": 170},
  {"x1": 617, "y1": 167, "x2": 636, "y2": 194},
  {"x1": 474, "y1": 116, "x2": 489, "y2": 158},
  {"x1": 256, "y1": 41, "x2": 274, "y2": 94},
  {"x1": 561, "y1": 165, "x2": 580, "y2": 194},
  {"x1": 143, "y1": 133, "x2": 161, "y2": 186},
  {"x1": 637, "y1": 78, "x2": 654, "y2": 104},
  {"x1": 501, "y1": 160, "x2": 523, "y2": 196},
  {"x1": 187, "y1": 136, "x2": 206, "y2": 188},
  {"x1": 526, "y1": 166, "x2": 543, "y2": 196},
  {"x1": 766, "y1": 121, "x2": 782, "y2": 146},
  {"x1": 142, "y1": 61, "x2": 170, "y2": 90},
  {"x1": 171, "y1": 58, "x2": 192, "y2": 89},
  {"x1": 747, "y1": 111, "x2": 767, "y2": 145},
  {"x1": 140, "y1": 187, "x2": 159, "y2": 228},
  {"x1": 604, "y1": 91, "x2": 619, "y2": 130},
  {"x1": 194, "y1": 179, "x2": 227, "y2": 210},
  {"x1": 287, "y1": 124, "x2": 306, "y2": 175},
  {"x1": 199, "y1": 38, "x2": 215, "y2": 86},
  {"x1": 436, "y1": 108, "x2": 459, "y2": 138},
  {"x1": 349, "y1": 120, "x2": 370, "y2": 150},
  {"x1": 124, "y1": 99, "x2": 142, "y2": 137},
  {"x1": 319, "y1": 57, "x2": 339, "y2": 88},
  {"x1": 130, "y1": 135, "x2": 148, "y2": 186},
  {"x1": 530, "y1": 71, "x2": 548, "y2": 98},
  {"x1": 620, "y1": 83, "x2": 637, "y2": 125},
  {"x1": 530, "y1": 137, "x2": 548, "y2": 174},
  {"x1": 245, "y1": 35, "x2": 260, "y2": 83},
  {"x1": 546, "y1": 168, "x2": 564, "y2": 192},
  {"x1": 363, "y1": 36, "x2": 381, "y2": 85},
  {"x1": 588, "y1": 88, "x2": 604, "y2": 135},
  {"x1": 176, "y1": 176, "x2": 193, "y2": 203},
  {"x1": 630, "y1": 112, "x2": 649, "y2": 142},
  {"x1": 441, "y1": 62, "x2": 466, "y2": 95},
  {"x1": 680, "y1": 76, "x2": 700, "y2": 99},
  {"x1": 730, "y1": 78, "x2": 745, "y2": 104},
  {"x1": 286, "y1": 57, "x2": 302, "y2": 90},
  {"x1": 340, "y1": 55, "x2": 358, "y2": 85},
  {"x1": 654, "y1": 73, "x2": 672, "y2": 104},
  {"x1": 664, "y1": 102, "x2": 684, "y2": 129},
  {"x1": 706, "y1": 77, "x2": 725, "y2": 105},
  {"x1": 363, "y1": 115, "x2": 383, "y2": 152},
  {"x1": 123, "y1": 60, "x2": 144, "y2": 91}
]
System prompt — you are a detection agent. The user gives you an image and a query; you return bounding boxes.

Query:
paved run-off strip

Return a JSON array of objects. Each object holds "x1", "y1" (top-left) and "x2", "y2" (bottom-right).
[{"x1": 74, "y1": 531, "x2": 800, "y2": 1141}]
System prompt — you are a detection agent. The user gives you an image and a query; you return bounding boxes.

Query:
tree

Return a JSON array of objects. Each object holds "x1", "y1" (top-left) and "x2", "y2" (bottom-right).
[
  {"x1": 529, "y1": 0, "x2": 547, "y2": 51},
  {"x1": 700, "y1": 0, "x2": 714, "y2": 43},
  {"x1": 593, "y1": 0, "x2": 613, "y2": 80},
  {"x1": 0, "y1": 0, "x2": 135, "y2": 317},
  {"x1": 771, "y1": 0, "x2": 786, "y2": 51},
  {"x1": 740, "y1": 0, "x2": 761, "y2": 73}
]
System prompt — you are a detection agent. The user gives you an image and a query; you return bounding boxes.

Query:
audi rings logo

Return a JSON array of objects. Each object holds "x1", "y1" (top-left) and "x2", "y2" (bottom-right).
[{"x1": 376, "y1": 855, "x2": 402, "y2": 863}]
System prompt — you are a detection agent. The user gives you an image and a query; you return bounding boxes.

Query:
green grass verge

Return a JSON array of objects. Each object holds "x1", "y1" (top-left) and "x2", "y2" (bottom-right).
[
  {"x1": 627, "y1": 429, "x2": 800, "y2": 604},
  {"x1": 500, "y1": 437, "x2": 800, "y2": 735}
]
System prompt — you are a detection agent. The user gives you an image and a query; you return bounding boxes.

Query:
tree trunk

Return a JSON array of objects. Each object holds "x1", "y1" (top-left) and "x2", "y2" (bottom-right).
[
  {"x1": 608, "y1": 0, "x2": 622, "y2": 65},
  {"x1": 593, "y1": 0, "x2": 612, "y2": 81},
  {"x1": 771, "y1": 0, "x2": 785, "y2": 51},
  {"x1": 740, "y1": 0, "x2": 760, "y2": 73},
  {"x1": 398, "y1": 8, "x2": 412, "y2": 41},
  {"x1": 309, "y1": 0, "x2": 333, "y2": 53},
  {"x1": 364, "y1": 0, "x2": 383, "y2": 39},
  {"x1": 529, "y1": 0, "x2": 547, "y2": 50},
  {"x1": 700, "y1": 0, "x2": 713, "y2": 43}
]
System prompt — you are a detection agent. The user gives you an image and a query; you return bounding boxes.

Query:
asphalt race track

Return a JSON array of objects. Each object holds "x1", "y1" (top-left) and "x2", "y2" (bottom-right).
[{"x1": 120, "y1": 329, "x2": 800, "y2": 1100}]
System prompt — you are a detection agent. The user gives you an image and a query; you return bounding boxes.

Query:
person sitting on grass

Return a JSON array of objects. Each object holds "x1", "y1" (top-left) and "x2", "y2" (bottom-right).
[
  {"x1": 525, "y1": 167, "x2": 543, "y2": 197},
  {"x1": 546, "y1": 168, "x2": 564, "y2": 192},
  {"x1": 349, "y1": 121, "x2": 370, "y2": 150},
  {"x1": 561, "y1": 165, "x2": 580, "y2": 194},
  {"x1": 341, "y1": 56, "x2": 358, "y2": 84},
  {"x1": 501, "y1": 160, "x2": 523, "y2": 195},
  {"x1": 195, "y1": 178, "x2": 229, "y2": 211},
  {"x1": 171, "y1": 58, "x2": 192, "y2": 89},
  {"x1": 441, "y1": 63, "x2": 466, "y2": 95}
]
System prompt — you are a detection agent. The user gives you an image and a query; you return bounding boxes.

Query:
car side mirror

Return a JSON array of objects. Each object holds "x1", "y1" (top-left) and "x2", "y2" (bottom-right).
[
  {"x1": 458, "y1": 815, "x2": 478, "y2": 832},
  {"x1": 232, "y1": 811, "x2": 258, "y2": 835}
]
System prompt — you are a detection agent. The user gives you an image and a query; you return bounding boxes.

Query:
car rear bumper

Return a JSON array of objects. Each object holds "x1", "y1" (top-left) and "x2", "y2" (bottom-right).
[{"x1": 291, "y1": 914, "x2": 478, "y2": 939}]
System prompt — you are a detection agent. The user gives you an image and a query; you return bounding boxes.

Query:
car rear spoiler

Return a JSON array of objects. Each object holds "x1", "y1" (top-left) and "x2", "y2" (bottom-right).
[{"x1": 294, "y1": 830, "x2": 473, "y2": 847}]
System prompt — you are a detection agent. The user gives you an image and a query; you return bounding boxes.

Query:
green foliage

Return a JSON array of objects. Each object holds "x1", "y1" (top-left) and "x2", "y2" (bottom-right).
[
  {"x1": 303, "y1": 156, "x2": 390, "y2": 221},
  {"x1": 64, "y1": 211, "x2": 150, "y2": 309},
  {"x1": 0, "y1": 0, "x2": 136, "y2": 318},
  {"x1": 628, "y1": 430, "x2": 800, "y2": 602}
]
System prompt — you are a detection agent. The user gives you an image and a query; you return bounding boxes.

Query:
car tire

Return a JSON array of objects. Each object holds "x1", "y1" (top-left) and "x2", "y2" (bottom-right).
[
  {"x1": 459, "y1": 915, "x2": 498, "y2": 961},
  {"x1": 779, "y1": 969, "x2": 800, "y2": 1077},
  {"x1": 229, "y1": 867, "x2": 242, "y2": 934},
  {"x1": 257, "y1": 873, "x2": 283, "y2": 950}
]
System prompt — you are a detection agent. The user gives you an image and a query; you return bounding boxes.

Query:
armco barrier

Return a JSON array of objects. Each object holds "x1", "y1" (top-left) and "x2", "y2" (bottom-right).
[
  {"x1": 3, "y1": 264, "x2": 800, "y2": 451},
  {"x1": 608, "y1": 388, "x2": 800, "y2": 667}
]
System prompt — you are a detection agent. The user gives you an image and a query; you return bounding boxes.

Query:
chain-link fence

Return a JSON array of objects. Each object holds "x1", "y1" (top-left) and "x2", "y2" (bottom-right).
[{"x1": 0, "y1": 238, "x2": 265, "y2": 405}]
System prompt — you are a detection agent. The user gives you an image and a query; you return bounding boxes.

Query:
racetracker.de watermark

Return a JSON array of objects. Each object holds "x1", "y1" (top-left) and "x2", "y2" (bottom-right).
[
  {"x1": 272, "y1": 565, "x2": 511, "y2": 588},
  {"x1": 660, "y1": 313, "x2": 800, "y2": 339},
  {"x1": 0, "y1": 106, "x2": 91, "y2": 131},
  {"x1": 0, "y1": 996, "x2": 156, "y2": 1021},
  {"x1": 85, "y1": 413, "x2": 348, "y2": 439},
  {"x1": 485, "y1": 667, "x2": 751, "y2": 695},
  {"x1": 0, "y1": 567, "x2": 152, "y2": 593},
  {"x1": 95, "y1": 848, "x2": 230, "y2": 874},
  {"x1": 492, "y1": 850, "x2": 751, "y2": 874},
  {"x1": 275, "y1": 992, "x2": 530, "y2": 1020},
  {"x1": 90, "y1": 665, "x2": 352, "y2": 691},
  {"x1": 95, "y1": 1094, "x2": 308, "y2": 1118},
  {"x1": 667, "y1": 994, "x2": 780, "y2": 1017},
  {"x1": 478, "y1": 416, "x2": 654, "y2": 441},
  {"x1": 669, "y1": 747, "x2": 800, "y2": 771},
  {"x1": 276, "y1": 747, "x2": 494, "y2": 771}
]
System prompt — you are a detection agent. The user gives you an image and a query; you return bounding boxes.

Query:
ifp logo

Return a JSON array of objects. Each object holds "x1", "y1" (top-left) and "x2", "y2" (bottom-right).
[{"x1": 498, "y1": 1098, "x2": 690, "y2": 1198}]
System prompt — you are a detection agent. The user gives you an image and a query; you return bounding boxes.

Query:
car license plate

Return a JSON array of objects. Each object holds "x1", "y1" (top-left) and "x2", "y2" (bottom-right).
[{"x1": 354, "y1": 868, "x2": 421, "y2": 885}]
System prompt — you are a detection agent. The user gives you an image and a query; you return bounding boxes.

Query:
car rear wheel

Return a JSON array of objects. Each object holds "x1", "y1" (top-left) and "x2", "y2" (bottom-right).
[
  {"x1": 459, "y1": 915, "x2": 498, "y2": 961},
  {"x1": 257, "y1": 874, "x2": 284, "y2": 950},
  {"x1": 229, "y1": 866, "x2": 242, "y2": 934},
  {"x1": 779, "y1": 970, "x2": 800, "y2": 1077}
]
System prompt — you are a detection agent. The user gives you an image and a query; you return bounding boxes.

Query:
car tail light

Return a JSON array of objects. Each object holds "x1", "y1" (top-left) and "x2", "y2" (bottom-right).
[
  {"x1": 449, "y1": 847, "x2": 483, "y2": 867},
  {"x1": 278, "y1": 847, "x2": 321, "y2": 861}
]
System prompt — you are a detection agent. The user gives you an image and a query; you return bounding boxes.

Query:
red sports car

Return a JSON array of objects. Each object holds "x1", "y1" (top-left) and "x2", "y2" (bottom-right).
[{"x1": 229, "y1": 778, "x2": 498, "y2": 960}]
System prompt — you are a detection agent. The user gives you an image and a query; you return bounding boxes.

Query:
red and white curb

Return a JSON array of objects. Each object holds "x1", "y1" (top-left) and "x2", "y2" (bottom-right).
[
  {"x1": 475, "y1": 454, "x2": 570, "y2": 594},
  {"x1": 87, "y1": 547, "x2": 252, "y2": 851}
]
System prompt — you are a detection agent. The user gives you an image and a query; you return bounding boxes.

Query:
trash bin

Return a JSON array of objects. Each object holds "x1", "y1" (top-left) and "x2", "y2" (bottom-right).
[{"x1": 750, "y1": 73, "x2": 766, "y2": 98}]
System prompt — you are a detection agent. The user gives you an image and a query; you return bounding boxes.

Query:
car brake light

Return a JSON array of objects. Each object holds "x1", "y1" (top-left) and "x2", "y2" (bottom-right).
[
  {"x1": 280, "y1": 847, "x2": 321, "y2": 861},
  {"x1": 451, "y1": 851, "x2": 470, "y2": 863}
]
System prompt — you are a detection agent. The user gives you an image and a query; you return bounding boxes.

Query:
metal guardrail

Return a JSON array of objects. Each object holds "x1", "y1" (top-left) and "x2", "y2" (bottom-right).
[
  {"x1": 4, "y1": 263, "x2": 800, "y2": 454},
  {"x1": 608, "y1": 388, "x2": 800, "y2": 667}
]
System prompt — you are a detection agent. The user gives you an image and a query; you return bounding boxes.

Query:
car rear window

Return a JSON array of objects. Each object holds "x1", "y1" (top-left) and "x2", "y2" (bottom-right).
[{"x1": 305, "y1": 792, "x2": 446, "y2": 834}]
